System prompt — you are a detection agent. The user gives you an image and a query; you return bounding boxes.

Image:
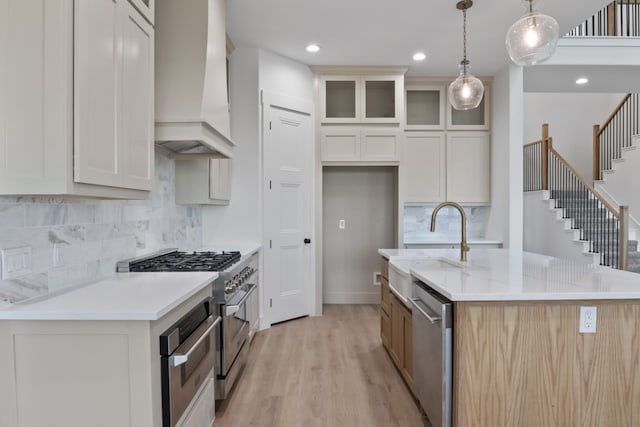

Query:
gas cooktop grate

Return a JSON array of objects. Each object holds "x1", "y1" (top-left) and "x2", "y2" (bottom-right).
[{"x1": 128, "y1": 251, "x2": 241, "y2": 272}]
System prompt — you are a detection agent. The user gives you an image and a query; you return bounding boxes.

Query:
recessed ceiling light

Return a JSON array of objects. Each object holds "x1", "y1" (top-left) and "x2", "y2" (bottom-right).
[
  {"x1": 576, "y1": 77, "x2": 589, "y2": 85},
  {"x1": 306, "y1": 44, "x2": 320, "y2": 53},
  {"x1": 413, "y1": 52, "x2": 427, "y2": 61}
]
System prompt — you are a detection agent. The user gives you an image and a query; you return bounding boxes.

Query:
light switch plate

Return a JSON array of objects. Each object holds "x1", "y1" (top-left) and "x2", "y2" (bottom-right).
[{"x1": 1, "y1": 246, "x2": 32, "y2": 280}]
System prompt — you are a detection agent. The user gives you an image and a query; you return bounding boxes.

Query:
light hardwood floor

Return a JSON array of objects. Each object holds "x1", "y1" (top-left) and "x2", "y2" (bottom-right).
[{"x1": 214, "y1": 304, "x2": 425, "y2": 427}]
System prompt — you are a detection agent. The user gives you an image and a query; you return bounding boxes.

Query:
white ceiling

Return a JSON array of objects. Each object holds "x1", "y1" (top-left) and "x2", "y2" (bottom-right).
[{"x1": 226, "y1": 0, "x2": 610, "y2": 78}]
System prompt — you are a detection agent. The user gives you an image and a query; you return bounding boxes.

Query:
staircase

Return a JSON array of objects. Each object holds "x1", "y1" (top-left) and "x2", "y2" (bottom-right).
[
  {"x1": 549, "y1": 189, "x2": 640, "y2": 272},
  {"x1": 524, "y1": 124, "x2": 639, "y2": 272}
]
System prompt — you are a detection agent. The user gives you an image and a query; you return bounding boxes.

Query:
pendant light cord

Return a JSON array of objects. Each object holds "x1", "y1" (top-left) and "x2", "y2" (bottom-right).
[{"x1": 462, "y1": 6, "x2": 468, "y2": 74}]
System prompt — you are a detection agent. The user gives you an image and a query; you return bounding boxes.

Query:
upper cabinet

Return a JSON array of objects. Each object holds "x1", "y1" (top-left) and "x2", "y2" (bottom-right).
[
  {"x1": 405, "y1": 79, "x2": 491, "y2": 131},
  {"x1": 0, "y1": 0, "x2": 153, "y2": 198},
  {"x1": 175, "y1": 158, "x2": 231, "y2": 205},
  {"x1": 401, "y1": 78, "x2": 492, "y2": 205},
  {"x1": 316, "y1": 68, "x2": 407, "y2": 124},
  {"x1": 405, "y1": 85, "x2": 445, "y2": 130},
  {"x1": 447, "y1": 88, "x2": 490, "y2": 130},
  {"x1": 74, "y1": 0, "x2": 154, "y2": 191},
  {"x1": 154, "y1": 0, "x2": 235, "y2": 157}
]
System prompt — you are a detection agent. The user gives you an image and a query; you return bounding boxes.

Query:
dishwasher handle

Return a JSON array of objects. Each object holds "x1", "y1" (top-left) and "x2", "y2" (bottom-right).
[{"x1": 410, "y1": 297, "x2": 442, "y2": 324}]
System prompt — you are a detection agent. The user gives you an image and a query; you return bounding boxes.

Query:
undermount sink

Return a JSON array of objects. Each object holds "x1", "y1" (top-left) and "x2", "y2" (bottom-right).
[{"x1": 436, "y1": 257, "x2": 466, "y2": 268}]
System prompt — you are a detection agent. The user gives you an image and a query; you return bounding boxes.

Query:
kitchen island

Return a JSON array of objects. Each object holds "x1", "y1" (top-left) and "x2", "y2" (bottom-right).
[
  {"x1": 0, "y1": 272, "x2": 218, "y2": 427},
  {"x1": 379, "y1": 248, "x2": 640, "y2": 427}
]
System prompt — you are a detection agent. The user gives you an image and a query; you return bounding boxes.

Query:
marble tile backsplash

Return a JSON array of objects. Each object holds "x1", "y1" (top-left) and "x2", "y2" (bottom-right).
[
  {"x1": 0, "y1": 148, "x2": 202, "y2": 304},
  {"x1": 404, "y1": 205, "x2": 489, "y2": 242}
]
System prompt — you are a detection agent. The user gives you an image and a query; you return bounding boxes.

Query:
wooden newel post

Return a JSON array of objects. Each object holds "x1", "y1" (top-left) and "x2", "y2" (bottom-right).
[
  {"x1": 541, "y1": 124, "x2": 549, "y2": 191},
  {"x1": 607, "y1": 2, "x2": 615, "y2": 36},
  {"x1": 619, "y1": 205, "x2": 629, "y2": 271},
  {"x1": 593, "y1": 124, "x2": 601, "y2": 182}
]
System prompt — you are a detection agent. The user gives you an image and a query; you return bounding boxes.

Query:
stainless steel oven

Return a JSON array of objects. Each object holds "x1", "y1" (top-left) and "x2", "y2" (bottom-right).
[
  {"x1": 215, "y1": 254, "x2": 258, "y2": 401},
  {"x1": 119, "y1": 249, "x2": 260, "y2": 406},
  {"x1": 160, "y1": 297, "x2": 221, "y2": 427}
]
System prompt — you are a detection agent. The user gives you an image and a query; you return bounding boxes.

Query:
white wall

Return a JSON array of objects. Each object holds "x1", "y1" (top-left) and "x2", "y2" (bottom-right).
[
  {"x1": 523, "y1": 93, "x2": 625, "y2": 179},
  {"x1": 258, "y1": 50, "x2": 315, "y2": 101},
  {"x1": 486, "y1": 65, "x2": 523, "y2": 249},
  {"x1": 523, "y1": 192, "x2": 598, "y2": 265}
]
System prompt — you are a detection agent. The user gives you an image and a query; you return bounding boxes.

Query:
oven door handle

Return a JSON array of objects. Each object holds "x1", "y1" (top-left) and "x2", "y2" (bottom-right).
[
  {"x1": 225, "y1": 283, "x2": 257, "y2": 316},
  {"x1": 169, "y1": 315, "x2": 221, "y2": 368}
]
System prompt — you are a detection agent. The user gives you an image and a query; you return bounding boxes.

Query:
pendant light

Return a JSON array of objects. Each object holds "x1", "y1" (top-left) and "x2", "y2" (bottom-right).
[
  {"x1": 448, "y1": 0, "x2": 484, "y2": 111},
  {"x1": 505, "y1": 0, "x2": 559, "y2": 66}
]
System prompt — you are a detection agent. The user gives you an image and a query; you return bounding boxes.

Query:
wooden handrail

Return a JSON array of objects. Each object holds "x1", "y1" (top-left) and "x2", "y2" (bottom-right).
[
  {"x1": 597, "y1": 94, "x2": 632, "y2": 137},
  {"x1": 549, "y1": 146, "x2": 621, "y2": 220},
  {"x1": 523, "y1": 140, "x2": 542, "y2": 148}
]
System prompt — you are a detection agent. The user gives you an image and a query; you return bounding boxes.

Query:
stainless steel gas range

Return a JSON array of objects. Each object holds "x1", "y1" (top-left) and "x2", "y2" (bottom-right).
[{"x1": 117, "y1": 249, "x2": 258, "y2": 406}]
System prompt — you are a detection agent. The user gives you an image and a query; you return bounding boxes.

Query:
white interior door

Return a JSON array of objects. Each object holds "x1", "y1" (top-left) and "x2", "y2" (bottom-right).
[{"x1": 263, "y1": 91, "x2": 313, "y2": 325}]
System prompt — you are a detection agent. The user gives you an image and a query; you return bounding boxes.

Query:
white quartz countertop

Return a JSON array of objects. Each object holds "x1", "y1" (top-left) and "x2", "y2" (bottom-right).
[
  {"x1": 379, "y1": 248, "x2": 461, "y2": 260},
  {"x1": 403, "y1": 248, "x2": 640, "y2": 302},
  {"x1": 0, "y1": 272, "x2": 218, "y2": 321},
  {"x1": 403, "y1": 238, "x2": 502, "y2": 246}
]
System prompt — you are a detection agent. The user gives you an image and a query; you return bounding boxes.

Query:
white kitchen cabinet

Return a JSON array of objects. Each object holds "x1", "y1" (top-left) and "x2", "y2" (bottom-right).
[
  {"x1": 321, "y1": 129, "x2": 400, "y2": 162},
  {"x1": 402, "y1": 133, "x2": 446, "y2": 202},
  {"x1": 447, "y1": 85, "x2": 491, "y2": 130},
  {"x1": 0, "y1": 0, "x2": 152, "y2": 198},
  {"x1": 316, "y1": 69, "x2": 406, "y2": 124},
  {"x1": 129, "y1": 0, "x2": 154, "y2": 24},
  {"x1": 0, "y1": 286, "x2": 214, "y2": 427},
  {"x1": 405, "y1": 85, "x2": 445, "y2": 130},
  {"x1": 401, "y1": 132, "x2": 490, "y2": 205},
  {"x1": 74, "y1": 0, "x2": 154, "y2": 191},
  {"x1": 446, "y1": 132, "x2": 491, "y2": 204},
  {"x1": 175, "y1": 158, "x2": 231, "y2": 205}
]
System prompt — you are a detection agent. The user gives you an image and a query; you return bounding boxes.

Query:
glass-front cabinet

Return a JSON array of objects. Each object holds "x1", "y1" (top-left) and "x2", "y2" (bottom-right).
[
  {"x1": 447, "y1": 88, "x2": 490, "y2": 130},
  {"x1": 318, "y1": 71, "x2": 405, "y2": 124},
  {"x1": 404, "y1": 85, "x2": 445, "y2": 130}
]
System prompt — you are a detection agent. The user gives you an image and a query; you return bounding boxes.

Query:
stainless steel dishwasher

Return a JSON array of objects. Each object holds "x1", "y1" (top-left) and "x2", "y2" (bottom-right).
[{"x1": 410, "y1": 279, "x2": 453, "y2": 427}]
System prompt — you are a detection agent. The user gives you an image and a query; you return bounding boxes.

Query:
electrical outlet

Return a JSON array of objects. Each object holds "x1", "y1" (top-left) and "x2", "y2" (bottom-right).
[
  {"x1": 338, "y1": 219, "x2": 346, "y2": 229},
  {"x1": 0, "y1": 246, "x2": 33, "y2": 280},
  {"x1": 373, "y1": 272, "x2": 381, "y2": 286},
  {"x1": 579, "y1": 306, "x2": 597, "y2": 333}
]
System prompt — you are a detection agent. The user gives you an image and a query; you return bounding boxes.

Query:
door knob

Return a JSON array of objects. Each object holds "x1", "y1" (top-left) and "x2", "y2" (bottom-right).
[{"x1": 304, "y1": 238, "x2": 311, "y2": 244}]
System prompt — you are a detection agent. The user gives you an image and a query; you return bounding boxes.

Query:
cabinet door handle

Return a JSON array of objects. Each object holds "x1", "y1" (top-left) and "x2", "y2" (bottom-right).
[{"x1": 304, "y1": 238, "x2": 311, "y2": 244}]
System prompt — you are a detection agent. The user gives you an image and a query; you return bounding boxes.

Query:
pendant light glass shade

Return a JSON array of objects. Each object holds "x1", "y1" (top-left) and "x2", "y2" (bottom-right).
[
  {"x1": 449, "y1": 61, "x2": 484, "y2": 110},
  {"x1": 449, "y1": 1, "x2": 484, "y2": 111},
  {"x1": 505, "y1": 0, "x2": 559, "y2": 66}
]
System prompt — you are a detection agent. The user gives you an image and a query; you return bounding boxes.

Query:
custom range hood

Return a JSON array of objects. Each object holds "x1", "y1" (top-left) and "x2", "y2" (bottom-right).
[{"x1": 154, "y1": 0, "x2": 235, "y2": 158}]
